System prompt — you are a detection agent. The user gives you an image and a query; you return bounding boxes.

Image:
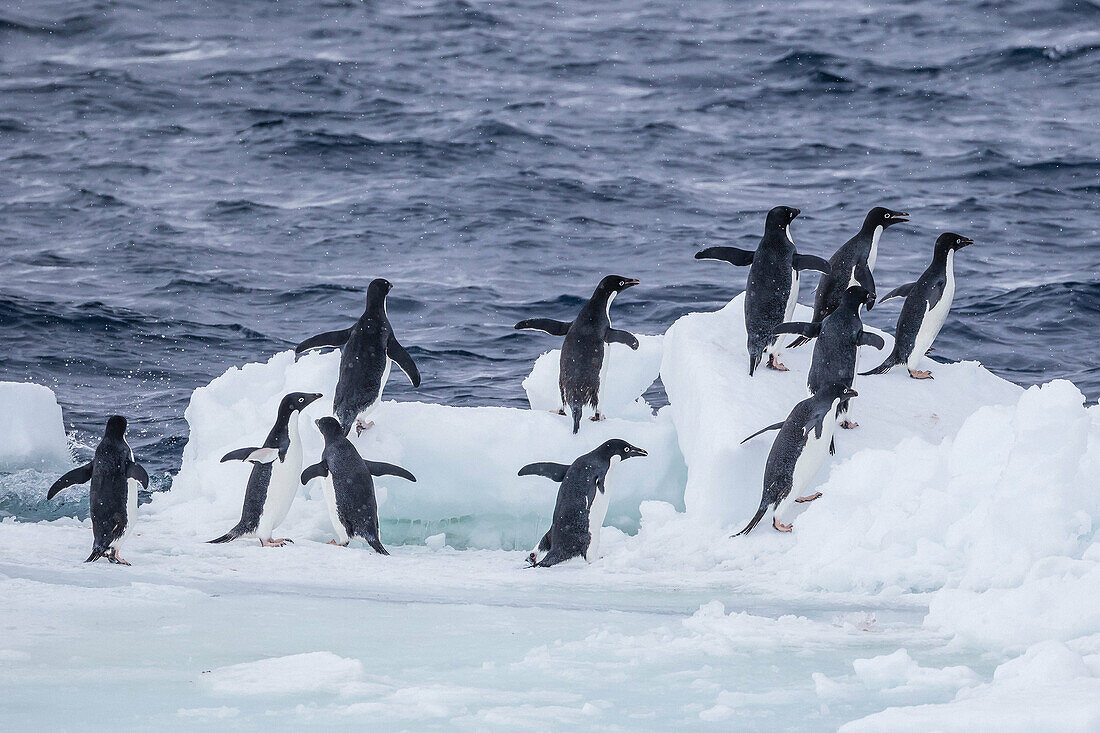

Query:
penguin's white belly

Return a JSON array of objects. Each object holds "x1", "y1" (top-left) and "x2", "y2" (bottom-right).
[
  {"x1": 596, "y1": 346, "x2": 610, "y2": 414},
  {"x1": 115, "y1": 478, "x2": 141, "y2": 548},
  {"x1": 909, "y1": 255, "x2": 955, "y2": 369},
  {"x1": 586, "y1": 458, "x2": 617, "y2": 562},
  {"x1": 257, "y1": 423, "x2": 303, "y2": 537},
  {"x1": 791, "y1": 415, "x2": 837, "y2": 499},
  {"x1": 322, "y1": 477, "x2": 349, "y2": 545},
  {"x1": 784, "y1": 269, "x2": 800, "y2": 322},
  {"x1": 867, "y1": 225, "x2": 883, "y2": 271}
]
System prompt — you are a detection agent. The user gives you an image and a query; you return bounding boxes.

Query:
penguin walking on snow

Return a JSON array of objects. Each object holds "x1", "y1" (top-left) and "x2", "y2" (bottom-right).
[
  {"x1": 773, "y1": 286, "x2": 883, "y2": 431},
  {"x1": 695, "y1": 205, "x2": 829, "y2": 374},
  {"x1": 47, "y1": 416, "x2": 149, "y2": 565},
  {"x1": 861, "y1": 233, "x2": 974, "y2": 380},
  {"x1": 789, "y1": 207, "x2": 908, "y2": 348},
  {"x1": 735, "y1": 384, "x2": 858, "y2": 534},
  {"x1": 295, "y1": 278, "x2": 420, "y2": 436},
  {"x1": 514, "y1": 275, "x2": 640, "y2": 433},
  {"x1": 209, "y1": 392, "x2": 322, "y2": 547},
  {"x1": 302, "y1": 417, "x2": 416, "y2": 553},
  {"x1": 520, "y1": 439, "x2": 647, "y2": 567}
]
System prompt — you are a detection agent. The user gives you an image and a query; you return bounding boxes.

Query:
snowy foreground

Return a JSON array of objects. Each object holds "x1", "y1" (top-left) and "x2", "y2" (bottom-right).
[{"x1": 1, "y1": 295, "x2": 1098, "y2": 731}]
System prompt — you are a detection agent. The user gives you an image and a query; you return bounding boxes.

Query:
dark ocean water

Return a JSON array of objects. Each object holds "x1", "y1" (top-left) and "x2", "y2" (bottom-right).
[{"x1": 1, "y1": 0, "x2": 1098, "y2": 483}]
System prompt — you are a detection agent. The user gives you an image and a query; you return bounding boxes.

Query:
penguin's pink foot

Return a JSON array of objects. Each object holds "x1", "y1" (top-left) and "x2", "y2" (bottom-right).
[
  {"x1": 107, "y1": 550, "x2": 131, "y2": 566},
  {"x1": 551, "y1": 408, "x2": 566, "y2": 415},
  {"x1": 795, "y1": 492, "x2": 822, "y2": 503},
  {"x1": 590, "y1": 412, "x2": 605, "y2": 422},
  {"x1": 355, "y1": 419, "x2": 375, "y2": 436},
  {"x1": 526, "y1": 552, "x2": 538, "y2": 566},
  {"x1": 773, "y1": 517, "x2": 792, "y2": 532},
  {"x1": 909, "y1": 369, "x2": 933, "y2": 380},
  {"x1": 766, "y1": 354, "x2": 789, "y2": 371},
  {"x1": 327, "y1": 540, "x2": 349, "y2": 547},
  {"x1": 261, "y1": 538, "x2": 292, "y2": 547},
  {"x1": 840, "y1": 420, "x2": 859, "y2": 429}
]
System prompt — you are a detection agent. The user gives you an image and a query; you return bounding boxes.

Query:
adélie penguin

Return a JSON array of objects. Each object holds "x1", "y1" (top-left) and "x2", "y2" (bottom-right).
[
  {"x1": 302, "y1": 417, "x2": 416, "y2": 553},
  {"x1": 695, "y1": 205, "x2": 830, "y2": 374},
  {"x1": 209, "y1": 392, "x2": 323, "y2": 547},
  {"x1": 773, "y1": 285, "x2": 883, "y2": 430},
  {"x1": 735, "y1": 384, "x2": 858, "y2": 535},
  {"x1": 295, "y1": 278, "x2": 421, "y2": 436},
  {"x1": 47, "y1": 415, "x2": 149, "y2": 565},
  {"x1": 514, "y1": 275, "x2": 640, "y2": 433},
  {"x1": 519, "y1": 439, "x2": 647, "y2": 567},
  {"x1": 861, "y1": 233, "x2": 974, "y2": 380},
  {"x1": 789, "y1": 207, "x2": 908, "y2": 348}
]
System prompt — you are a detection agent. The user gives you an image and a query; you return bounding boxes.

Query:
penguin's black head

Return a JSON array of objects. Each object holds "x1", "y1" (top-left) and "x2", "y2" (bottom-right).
[
  {"x1": 366, "y1": 278, "x2": 393, "y2": 304},
  {"x1": 937, "y1": 232, "x2": 974, "y2": 251},
  {"x1": 843, "y1": 285, "x2": 876, "y2": 310},
  {"x1": 864, "y1": 207, "x2": 909, "y2": 230},
  {"x1": 281, "y1": 392, "x2": 323, "y2": 414},
  {"x1": 601, "y1": 438, "x2": 648, "y2": 461},
  {"x1": 315, "y1": 416, "x2": 343, "y2": 440},
  {"x1": 597, "y1": 275, "x2": 640, "y2": 295},
  {"x1": 104, "y1": 415, "x2": 127, "y2": 439},
  {"x1": 765, "y1": 205, "x2": 800, "y2": 230}
]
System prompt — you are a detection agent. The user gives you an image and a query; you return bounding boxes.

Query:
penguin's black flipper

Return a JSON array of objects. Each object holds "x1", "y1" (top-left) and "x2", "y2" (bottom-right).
[
  {"x1": 300, "y1": 461, "x2": 329, "y2": 484},
  {"x1": 518, "y1": 462, "x2": 570, "y2": 482},
  {"x1": 514, "y1": 318, "x2": 572, "y2": 336},
  {"x1": 221, "y1": 447, "x2": 278, "y2": 464},
  {"x1": 606, "y1": 329, "x2": 639, "y2": 349},
  {"x1": 364, "y1": 460, "x2": 416, "y2": 482},
  {"x1": 879, "y1": 282, "x2": 915, "y2": 303},
  {"x1": 793, "y1": 253, "x2": 830, "y2": 273},
  {"x1": 47, "y1": 462, "x2": 94, "y2": 500},
  {"x1": 773, "y1": 321, "x2": 822, "y2": 339},
  {"x1": 387, "y1": 334, "x2": 421, "y2": 388},
  {"x1": 857, "y1": 331, "x2": 886, "y2": 350},
  {"x1": 854, "y1": 263, "x2": 876, "y2": 308},
  {"x1": 694, "y1": 246, "x2": 754, "y2": 266},
  {"x1": 295, "y1": 328, "x2": 353, "y2": 354},
  {"x1": 829, "y1": 437, "x2": 836, "y2": 455},
  {"x1": 740, "y1": 422, "x2": 784, "y2": 444},
  {"x1": 859, "y1": 351, "x2": 899, "y2": 376},
  {"x1": 128, "y1": 463, "x2": 150, "y2": 490}
]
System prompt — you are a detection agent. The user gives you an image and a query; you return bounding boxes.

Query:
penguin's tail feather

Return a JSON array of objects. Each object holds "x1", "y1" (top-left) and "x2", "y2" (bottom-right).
[
  {"x1": 536, "y1": 549, "x2": 567, "y2": 568},
  {"x1": 571, "y1": 404, "x2": 583, "y2": 434},
  {"x1": 748, "y1": 350, "x2": 762, "y2": 377},
  {"x1": 365, "y1": 536, "x2": 390, "y2": 555},
  {"x1": 733, "y1": 503, "x2": 769, "y2": 537},
  {"x1": 207, "y1": 523, "x2": 247, "y2": 544},
  {"x1": 85, "y1": 547, "x2": 107, "y2": 563},
  {"x1": 859, "y1": 350, "x2": 899, "y2": 376}
]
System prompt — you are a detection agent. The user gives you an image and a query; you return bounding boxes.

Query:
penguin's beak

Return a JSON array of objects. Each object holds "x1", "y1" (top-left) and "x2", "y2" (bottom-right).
[
  {"x1": 622, "y1": 278, "x2": 640, "y2": 289},
  {"x1": 628, "y1": 446, "x2": 648, "y2": 457},
  {"x1": 305, "y1": 393, "x2": 323, "y2": 406},
  {"x1": 846, "y1": 389, "x2": 859, "y2": 399},
  {"x1": 890, "y1": 211, "x2": 910, "y2": 224},
  {"x1": 957, "y1": 236, "x2": 974, "y2": 248}
]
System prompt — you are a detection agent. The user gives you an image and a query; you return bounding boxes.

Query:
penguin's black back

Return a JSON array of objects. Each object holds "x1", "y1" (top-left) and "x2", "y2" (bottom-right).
[
  {"x1": 324, "y1": 437, "x2": 382, "y2": 543},
  {"x1": 807, "y1": 299, "x2": 865, "y2": 395},
  {"x1": 335, "y1": 311, "x2": 392, "y2": 433},
  {"x1": 89, "y1": 436, "x2": 134, "y2": 554},
  {"x1": 558, "y1": 291, "x2": 613, "y2": 411},
  {"x1": 745, "y1": 236, "x2": 795, "y2": 348},
  {"x1": 813, "y1": 232, "x2": 871, "y2": 322},
  {"x1": 545, "y1": 445, "x2": 616, "y2": 562}
]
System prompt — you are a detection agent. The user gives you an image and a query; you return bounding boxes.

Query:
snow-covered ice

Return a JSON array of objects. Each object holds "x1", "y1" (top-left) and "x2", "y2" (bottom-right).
[{"x1": 1, "y1": 295, "x2": 1097, "y2": 731}]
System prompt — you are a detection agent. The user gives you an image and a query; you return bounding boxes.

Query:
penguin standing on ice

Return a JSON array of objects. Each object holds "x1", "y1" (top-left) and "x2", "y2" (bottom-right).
[
  {"x1": 789, "y1": 207, "x2": 908, "y2": 348},
  {"x1": 514, "y1": 275, "x2": 640, "y2": 433},
  {"x1": 774, "y1": 286, "x2": 883, "y2": 430},
  {"x1": 735, "y1": 384, "x2": 858, "y2": 535},
  {"x1": 295, "y1": 278, "x2": 420, "y2": 436},
  {"x1": 520, "y1": 438, "x2": 647, "y2": 567},
  {"x1": 861, "y1": 233, "x2": 974, "y2": 380},
  {"x1": 695, "y1": 205, "x2": 829, "y2": 374},
  {"x1": 302, "y1": 417, "x2": 416, "y2": 553},
  {"x1": 47, "y1": 416, "x2": 149, "y2": 565},
  {"x1": 209, "y1": 392, "x2": 322, "y2": 547}
]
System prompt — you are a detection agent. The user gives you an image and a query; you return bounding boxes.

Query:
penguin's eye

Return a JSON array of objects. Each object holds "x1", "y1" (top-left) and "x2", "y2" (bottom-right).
[
  {"x1": 956, "y1": 238, "x2": 962, "y2": 244},
  {"x1": 884, "y1": 213, "x2": 891, "y2": 218}
]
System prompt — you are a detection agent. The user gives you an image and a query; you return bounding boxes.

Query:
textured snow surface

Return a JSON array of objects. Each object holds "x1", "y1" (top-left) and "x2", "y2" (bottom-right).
[{"x1": 3, "y1": 296, "x2": 1098, "y2": 729}]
